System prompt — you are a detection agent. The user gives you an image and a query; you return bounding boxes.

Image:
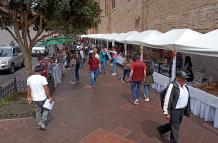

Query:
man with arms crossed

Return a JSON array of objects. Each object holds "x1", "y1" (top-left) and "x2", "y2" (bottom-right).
[{"x1": 27, "y1": 65, "x2": 53, "y2": 130}]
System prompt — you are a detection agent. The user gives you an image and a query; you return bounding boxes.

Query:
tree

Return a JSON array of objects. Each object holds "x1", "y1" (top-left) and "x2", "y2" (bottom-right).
[{"x1": 0, "y1": 0, "x2": 101, "y2": 75}]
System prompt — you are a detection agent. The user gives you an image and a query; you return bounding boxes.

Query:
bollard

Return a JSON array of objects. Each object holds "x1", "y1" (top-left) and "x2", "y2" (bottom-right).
[
  {"x1": 0, "y1": 86, "x2": 2, "y2": 100},
  {"x1": 14, "y1": 78, "x2": 18, "y2": 92}
]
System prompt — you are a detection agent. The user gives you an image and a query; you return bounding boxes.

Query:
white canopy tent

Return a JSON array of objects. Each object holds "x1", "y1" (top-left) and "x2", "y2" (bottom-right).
[
  {"x1": 176, "y1": 29, "x2": 218, "y2": 57},
  {"x1": 125, "y1": 30, "x2": 163, "y2": 45},
  {"x1": 122, "y1": 31, "x2": 140, "y2": 43},
  {"x1": 146, "y1": 29, "x2": 202, "y2": 50},
  {"x1": 113, "y1": 31, "x2": 139, "y2": 42},
  {"x1": 103, "y1": 33, "x2": 119, "y2": 41},
  {"x1": 145, "y1": 29, "x2": 202, "y2": 81}
]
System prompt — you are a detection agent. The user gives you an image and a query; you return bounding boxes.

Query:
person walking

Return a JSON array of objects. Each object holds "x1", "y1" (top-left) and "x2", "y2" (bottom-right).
[
  {"x1": 121, "y1": 57, "x2": 131, "y2": 82},
  {"x1": 88, "y1": 53, "x2": 100, "y2": 88},
  {"x1": 100, "y1": 48, "x2": 107, "y2": 74},
  {"x1": 143, "y1": 67, "x2": 154, "y2": 102},
  {"x1": 65, "y1": 49, "x2": 71, "y2": 69},
  {"x1": 128, "y1": 54, "x2": 146, "y2": 105},
  {"x1": 157, "y1": 70, "x2": 191, "y2": 143},
  {"x1": 75, "y1": 51, "x2": 82, "y2": 81},
  {"x1": 111, "y1": 48, "x2": 118, "y2": 75},
  {"x1": 27, "y1": 65, "x2": 53, "y2": 130},
  {"x1": 70, "y1": 52, "x2": 77, "y2": 84}
]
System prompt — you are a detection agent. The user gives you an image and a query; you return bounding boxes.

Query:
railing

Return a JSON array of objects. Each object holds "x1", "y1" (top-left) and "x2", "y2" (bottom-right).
[
  {"x1": 0, "y1": 76, "x2": 55, "y2": 100},
  {"x1": 0, "y1": 78, "x2": 27, "y2": 100},
  {"x1": 0, "y1": 63, "x2": 64, "y2": 100}
]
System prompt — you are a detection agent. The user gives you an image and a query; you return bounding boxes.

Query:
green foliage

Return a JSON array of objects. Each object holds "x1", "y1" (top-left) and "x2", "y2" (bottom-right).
[
  {"x1": 0, "y1": 0, "x2": 101, "y2": 34},
  {"x1": 0, "y1": 92, "x2": 27, "y2": 107}
]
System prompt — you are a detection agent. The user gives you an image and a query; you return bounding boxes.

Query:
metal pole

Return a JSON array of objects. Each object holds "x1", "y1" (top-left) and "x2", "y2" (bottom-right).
[
  {"x1": 124, "y1": 42, "x2": 127, "y2": 57},
  {"x1": 171, "y1": 46, "x2": 177, "y2": 82},
  {"x1": 140, "y1": 45, "x2": 143, "y2": 61},
  {"x1": 107, "y1": 41, "x2": 109, "y2": 48}
]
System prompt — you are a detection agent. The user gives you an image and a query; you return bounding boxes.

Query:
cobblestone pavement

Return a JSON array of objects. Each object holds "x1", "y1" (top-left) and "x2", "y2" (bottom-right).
[{"x1": 0, "y1": 65, "x2": 218, "y2": 143}]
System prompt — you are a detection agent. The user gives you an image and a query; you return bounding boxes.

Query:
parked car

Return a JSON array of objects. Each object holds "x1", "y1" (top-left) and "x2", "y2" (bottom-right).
[
  {"x1": 0, "y1": 46, "x2": 25, "y2": 74},
  {"x1": 32, "y1": 42, "x2": 49, "y2": 57}
]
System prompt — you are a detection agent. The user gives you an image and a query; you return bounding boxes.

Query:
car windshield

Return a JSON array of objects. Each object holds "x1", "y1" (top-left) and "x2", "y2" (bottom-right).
[{"x1": 0, "y1": 49, "x2": 12, "y2": 57}]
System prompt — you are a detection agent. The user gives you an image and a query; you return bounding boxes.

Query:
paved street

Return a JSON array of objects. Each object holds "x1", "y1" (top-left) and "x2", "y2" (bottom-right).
[
  {"x1": 0, "y1": 65, "x2": 218, "y2": 143},
  {"x1": 0, "y1": 57, "x2": 38, "y2": 85}
]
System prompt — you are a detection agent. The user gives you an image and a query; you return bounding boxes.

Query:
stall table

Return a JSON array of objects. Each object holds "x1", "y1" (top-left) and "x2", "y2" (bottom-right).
[
  {"x1": 188, "y1": 86, "x2": 218, "y2": 128},
  {"x1": 116, "y1": 56, "x2": 125, "y2": 65},
  {"x1": 152, "y1": 71, "x2": 218, "y2": 128}
]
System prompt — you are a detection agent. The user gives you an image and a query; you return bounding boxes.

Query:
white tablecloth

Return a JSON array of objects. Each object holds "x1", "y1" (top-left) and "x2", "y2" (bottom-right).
[
  {"x1": 152, "y1": 72, "x2": 170, "y2": 92},
  {"x1": 188, "y1": 86, "x2": 218, "y2": 128},
  {"x1": 52, "y1": 64, "x2": 63, "y2": 87},
  {"x1": 153, "y1": 72, "x2": 218, "y2": 128},
  {"x1": 116, "y1": 57, "x2": 125, "y2": 65}
]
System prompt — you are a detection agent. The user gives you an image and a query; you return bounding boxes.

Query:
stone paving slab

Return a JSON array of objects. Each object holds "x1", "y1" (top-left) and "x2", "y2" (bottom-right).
[{"x1": 0, "y1": 65, "x2": 218, "y2": 143}]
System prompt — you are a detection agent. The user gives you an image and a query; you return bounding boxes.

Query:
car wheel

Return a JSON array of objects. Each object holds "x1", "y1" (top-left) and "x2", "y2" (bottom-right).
[{"x1": 10, "y1": 64, "x2": 15, "y2": 74}]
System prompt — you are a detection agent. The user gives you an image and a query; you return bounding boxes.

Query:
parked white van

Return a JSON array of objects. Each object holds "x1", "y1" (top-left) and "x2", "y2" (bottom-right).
[{"x1": 32, "y1": 42, "x2": 49, "y2": 56}]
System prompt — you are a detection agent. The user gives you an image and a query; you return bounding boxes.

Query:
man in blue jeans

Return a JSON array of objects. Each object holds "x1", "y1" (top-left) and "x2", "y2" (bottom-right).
[
  {"x1": 88, "y1": 53, "x2": 100, "y2": 88},
  {"x1": 128, "y1": 54, "x2": 146, "y2": 105}
]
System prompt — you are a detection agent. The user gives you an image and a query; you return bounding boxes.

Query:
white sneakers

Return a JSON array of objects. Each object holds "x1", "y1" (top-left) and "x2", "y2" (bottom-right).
[
  {"x1": 37, "y1": 122, "x2": 46, "y2": 130},
  {"x1": 134, "y1": 99, "x2": 139, "y2": 105},
  {"x1": 70, "y1": 81, "x2": 76, "y2": 84},
  {"x1": 145, "y1": 97, "x2": 150, "y2": 102}
]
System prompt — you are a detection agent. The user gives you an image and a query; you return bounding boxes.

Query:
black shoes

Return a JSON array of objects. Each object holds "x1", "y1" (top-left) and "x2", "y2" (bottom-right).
[{"x1": 157, "y1": 126, "x2": 164, "y2": 141}]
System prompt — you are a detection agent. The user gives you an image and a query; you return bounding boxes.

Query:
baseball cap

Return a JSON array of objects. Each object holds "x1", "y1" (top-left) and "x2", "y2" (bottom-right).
[
  {"x1": 176, "y1": 70, "x2": 189, "y2": 79},
  {"x1": 34, "y1": 65, "x2": 43, "y2": 72}
]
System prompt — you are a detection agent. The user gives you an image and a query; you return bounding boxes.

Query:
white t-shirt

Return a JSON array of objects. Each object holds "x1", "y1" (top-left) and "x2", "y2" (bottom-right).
[{"x1": 27, "y1": 74, "x2": 48, "y2": 101}]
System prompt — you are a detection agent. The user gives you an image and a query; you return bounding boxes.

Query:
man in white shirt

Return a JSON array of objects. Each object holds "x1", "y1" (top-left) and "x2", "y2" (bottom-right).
[
  {"x1": 27, "y1": 65, "x2": 53, "y2": 130},
  {"x1": 157, "y1": 70, "x2": 191, "y2": 143}
]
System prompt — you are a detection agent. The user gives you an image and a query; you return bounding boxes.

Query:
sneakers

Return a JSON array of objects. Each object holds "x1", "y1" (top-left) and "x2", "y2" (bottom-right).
[
  {"x1": 112, "y1": 73, "x2": 116, "y2": 76},
  {"x1": 37, "y1": 122, "x2": 46, "y2": 130},
  {"x1": 120, "y1": 78, "x2": 124, "y2": 82},
  {"x1": 70, "y1": 81, "x2": 76, "y2": 84},
  {"x1": 134, "y1": 99, "x2": 139, "y2": 105},
  {"x1": 156, "y1": 126, "x2": 164, "y2": 141},
  {"x1": 145, "y1": 97, "x2": 150, "y2": 102}
]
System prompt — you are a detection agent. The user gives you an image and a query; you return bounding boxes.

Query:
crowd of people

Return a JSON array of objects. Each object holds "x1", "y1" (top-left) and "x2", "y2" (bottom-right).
[{"x1": 26, "y1": 39, "x2": 192, "y2": 143}]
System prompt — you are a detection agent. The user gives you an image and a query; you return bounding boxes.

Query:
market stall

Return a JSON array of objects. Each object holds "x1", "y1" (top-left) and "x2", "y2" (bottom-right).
[
  {"x1": 80, "y1": 30, "x2": 218, "y2": 128},
  {"x1": 174, "y1": 29, "x2": 218, "y2": 128}
]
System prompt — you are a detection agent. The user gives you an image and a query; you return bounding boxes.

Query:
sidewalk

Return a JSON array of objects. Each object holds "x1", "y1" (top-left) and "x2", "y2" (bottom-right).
[{"x1": 0, "y1": 65, "x2": 218, "y2": 143}]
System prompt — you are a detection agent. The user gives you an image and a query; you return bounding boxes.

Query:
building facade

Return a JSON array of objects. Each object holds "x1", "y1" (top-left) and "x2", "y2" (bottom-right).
[{"x1": 87, "y1": 0, "x2": 218, "y2": 34}]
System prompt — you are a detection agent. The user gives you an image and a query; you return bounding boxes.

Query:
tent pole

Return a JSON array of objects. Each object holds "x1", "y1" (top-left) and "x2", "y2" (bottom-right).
[
  {"x1": 171, "y1": 46, "x2": 177, "y2": 82},
  {"x1": 124, "y1": 42, "x2": 127, "y2": 58},
  {"x1": 107, "y1": 41, "x2": 109, "y2": 49},
  {"x1": 140, "y1": 45, "x2": 143, "y2": 61}
]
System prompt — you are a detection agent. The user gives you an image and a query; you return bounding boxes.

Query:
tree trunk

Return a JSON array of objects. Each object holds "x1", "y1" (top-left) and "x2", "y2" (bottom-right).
[{"x1": 24, "y1": 52, "x2": 33, "y2": 76}]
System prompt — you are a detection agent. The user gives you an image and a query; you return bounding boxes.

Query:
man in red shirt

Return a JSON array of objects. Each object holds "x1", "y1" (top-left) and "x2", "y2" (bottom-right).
[
  {"x1": 88, "y1": 53, "x2": 100, "y2": 88},
  {"x1": 129, "y1": 54, "x2": 146, "y2": 105}
]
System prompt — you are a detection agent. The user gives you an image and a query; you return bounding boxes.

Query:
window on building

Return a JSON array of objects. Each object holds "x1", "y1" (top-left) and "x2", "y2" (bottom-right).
[{"x1": 112, "y1": 0, "x2": 115, "y2": 9}]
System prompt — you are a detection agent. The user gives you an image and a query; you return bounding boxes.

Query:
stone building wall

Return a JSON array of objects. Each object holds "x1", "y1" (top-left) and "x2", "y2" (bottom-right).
[{"x1": 88, "y1": 0, "x2": 218, "y2": 34}]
